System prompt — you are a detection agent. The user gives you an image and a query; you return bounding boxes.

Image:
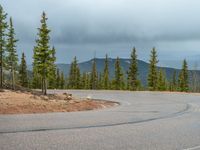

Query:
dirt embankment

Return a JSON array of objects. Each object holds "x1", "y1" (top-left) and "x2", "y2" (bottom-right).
[{"x1": 0, "y1": 90, "x2": 117, "y2": 114}]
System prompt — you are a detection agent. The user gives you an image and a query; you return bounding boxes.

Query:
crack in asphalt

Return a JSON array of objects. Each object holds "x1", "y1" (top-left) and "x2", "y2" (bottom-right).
[{"x1": 0, "y1": 103, "x2": 191, "y2": 134}]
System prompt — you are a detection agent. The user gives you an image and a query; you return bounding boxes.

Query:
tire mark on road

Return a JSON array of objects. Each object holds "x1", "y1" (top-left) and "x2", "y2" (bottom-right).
[
  {"x1": 0, "y1": 103, "x2": 191, "y2": 134},
  {"x1": 183, "y1": 145, "x2": 200, "y2": 150}
]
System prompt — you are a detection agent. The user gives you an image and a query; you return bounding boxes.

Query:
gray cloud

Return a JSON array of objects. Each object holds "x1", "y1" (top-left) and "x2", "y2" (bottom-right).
[{"x1": 1, "y1": 0, "x2": 200, "y2": 68}]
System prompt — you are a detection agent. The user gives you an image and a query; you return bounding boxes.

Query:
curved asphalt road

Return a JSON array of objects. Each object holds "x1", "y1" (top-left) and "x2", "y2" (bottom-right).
[{"x1": 0, "y1": 90, "x2": 200, "y2": 150}]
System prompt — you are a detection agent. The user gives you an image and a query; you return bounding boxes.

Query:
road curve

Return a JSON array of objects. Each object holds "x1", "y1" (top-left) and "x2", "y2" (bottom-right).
[{"x1": 0, "y1": 90, "x2": 200, "y2": 150}]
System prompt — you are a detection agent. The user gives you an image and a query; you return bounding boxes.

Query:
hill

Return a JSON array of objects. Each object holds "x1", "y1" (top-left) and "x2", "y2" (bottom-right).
[{"x1": 56, "y1": 58, "x2": 200, "y2": 86}]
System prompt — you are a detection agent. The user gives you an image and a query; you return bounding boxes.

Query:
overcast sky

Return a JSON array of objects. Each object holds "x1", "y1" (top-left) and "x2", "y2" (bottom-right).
[{"x1": 1, "y1": 0, "x2": 200, "y2": 68}]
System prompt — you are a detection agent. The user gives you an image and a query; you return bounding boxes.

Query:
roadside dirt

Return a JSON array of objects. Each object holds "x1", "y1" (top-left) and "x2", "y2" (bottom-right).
[{"x1": 0, "y1": 90, "x2": 117, "y2": 114}]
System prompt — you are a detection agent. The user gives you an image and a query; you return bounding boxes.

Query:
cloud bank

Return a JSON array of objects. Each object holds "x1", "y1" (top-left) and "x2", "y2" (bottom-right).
[{"x1": 1, "y1": 0, "x2": 200, "y2": 68}]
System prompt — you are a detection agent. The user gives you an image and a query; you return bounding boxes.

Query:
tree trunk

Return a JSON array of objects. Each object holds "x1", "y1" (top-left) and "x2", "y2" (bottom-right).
[{"x1": 44, "y1": 77, "x2": 47, "y2": 95}]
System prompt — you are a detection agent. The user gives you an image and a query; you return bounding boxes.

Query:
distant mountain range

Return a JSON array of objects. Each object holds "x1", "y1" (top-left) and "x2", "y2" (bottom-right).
[
  {"x1": 28, "y1": 58, "x2": 200, "y2": 86},
  {"x1": 54, "y1": 58, "x2": 200, "y2": 86}
]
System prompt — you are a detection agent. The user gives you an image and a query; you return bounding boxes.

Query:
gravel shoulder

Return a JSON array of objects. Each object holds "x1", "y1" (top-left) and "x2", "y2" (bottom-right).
[{"x1": 0, "y1": 90, "x2": 117, "y2": 114}]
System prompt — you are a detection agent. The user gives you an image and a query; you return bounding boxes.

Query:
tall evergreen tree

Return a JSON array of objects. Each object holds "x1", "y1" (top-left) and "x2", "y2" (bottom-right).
[
  {"x1": 76, "y1": 67, "x2": 81, "y2": 89},
  {"x1": 60, "y1": 72, "x2": 65, "y2": 89},
  {"x1": 68, "y1": 59, "x2": 74, "y2": 88},
  {"x1": 103, "y1": 54, "x2": 109, "y2": 89},
  {"x1": 33, "y1": 12, "x2": 53, "y2": 95},
  {"x1": 178, "y1": 72, "x2": 183, "y2": 91},
  {"x1": 32, "y1": 47, "x2": 41, "y2": 89},
  {"x1": 178, "y1": 59, "x2": 189, "y2": 92},
  {"x1": 6, "y1": 17, "x2": 18, "y2": 90},
  {"x1": 114, "y1": 57, "x2": 124, "y2": 90},
  {"x1": 127, "y1": 47, "x2": 139, "y2": 90},
  {"x1": 19, "y1": 52, "x2": 28, "y2": 87},
  {"x1": 148, "y1": 47, "x2": 159, "y2": 91},
  {"x1": 48, "y1": 46, "x2": 56, "y2": 89},
  {"x1": 157, "y1": 70, "x2": 167, "y2": 91},
  {"x1": 81, "y1": 72, "x2": 87, "y2": 89},
  {"x1": 98, "y1": 72, "x2": 103, "y2": 89},
  {"x1": 90, "y1": 58, "x2": 98, "y2": 89},
  {"x1": 68, "y1": 57, "x2": 81, "y2": 89},
  {"x1": 0, "y1": 5, "x2": 7, "y2": 89},
  {"x1": 80, "y1": 72, "x2": 91, "y2": 89},
  {"x1": 170, "y1": 70, "x2": 177, "y2": 91},
  {"x1": 85, "y1": 72, "x2": 91, "y2": 89}
]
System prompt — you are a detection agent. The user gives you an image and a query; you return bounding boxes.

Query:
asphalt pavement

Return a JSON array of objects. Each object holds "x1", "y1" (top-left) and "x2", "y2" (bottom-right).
[{"x1": 0, "y1": 90, "x2": 200, "y2": 150}]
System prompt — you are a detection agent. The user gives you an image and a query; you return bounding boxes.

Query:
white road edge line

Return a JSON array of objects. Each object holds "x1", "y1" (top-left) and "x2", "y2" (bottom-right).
[{"x1": 183, "y1": 145, "x2": 200, "y2": 150}]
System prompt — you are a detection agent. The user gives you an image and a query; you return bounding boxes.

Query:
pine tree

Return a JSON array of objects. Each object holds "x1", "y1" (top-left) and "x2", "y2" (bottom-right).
[
  {"x1": 19, "y1": 52, "x2": 28, "y2": 87},
  {"x1": 178, "y1": 71, "x2": 183, "y2": 91},
  {"x1": 81, "y1": 72, "x2": 87, "y2": 89},
  {"x1": 76, "y1": 67, "x2": 81, "y2": 89},
  {"x1": 90, "y1": 58, "x2": 98, "y2": 89},
  {"x1": 68, "y1": 57, "x2": 81, "y2": 89},
  {"x1": 56, "y1": 68, "x2": 60, "y2": 89},
  {"x1": 32, "y1": 47, "x2": 41, "y2": 89},
  {"x1": 114, "y1": 57, "x2": 124, "y2": 90},
  {"x1": 32, "y1": 70, "x2": 41, "y2": 89},
  {"x1": 68, "y1": 61, "x2": 73, "y2": 88},
  {"x1": 33, "y1": 12, "x2": 52, "y2": 95},
  {"x1": 68, "y1": 59, "x2": 74, "y2": 89},
  {"x1": 98, "y1": 72, "x2": 103, "y2": 89},
  {"x1": 103, "y1": 54, "x2": 109, "y2": 89},
  {"x1": 60, "y1": 72, "x2": 65, "y2": 89},
  {"x1": 178, "y1": 59, "x2": 189, "y2": 92},
  {"x1": 0, "y1": 5, "x2": 7, "y2": 89},
  {"x1": 127, "y1": 47, "x2": 139, "y2": 90},
  {"x1": 48, "y1": 46, "x2": 56, "y2": 89},
  {"x1": 6, "y1": 17, "x2": 18, "y2": 90},
  {"x1": 148, "y1": 47, "x2": 159, "y2": 91},
  {"x1": 170, "y1": 70, "x2": 177, "y2": 91},
  {"x1": 86, "y1": 72, "x2": 91, "y2": 89},
  {"x1": 157, "y1": 70, "x2": 167, "y2": 91},
  {"x1": 80, "y1": 72, "x2": 91, "y2": 89}
]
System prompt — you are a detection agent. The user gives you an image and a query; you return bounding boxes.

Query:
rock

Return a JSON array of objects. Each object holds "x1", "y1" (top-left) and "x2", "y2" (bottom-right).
[
  {"x1": 63, "y1": 93, "x2": 73, "y2": 101},
  {"x1": 86, "y1": 95, "x2": 92, "y2": 100},
  {"x1": 64, "y1": 95, "x2": 72, "y2": 101},
  {"x1": 41, "y1": 96, "x2": 49, "y2": 101}
]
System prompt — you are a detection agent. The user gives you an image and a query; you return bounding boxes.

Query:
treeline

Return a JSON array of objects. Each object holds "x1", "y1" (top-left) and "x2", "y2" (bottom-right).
[
  {"x1": 50, "y1": 48, "x2": 189, "y2": 92},
  {"x1": 0, "y1": 7, "x2": 190, "y2": 94}
]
